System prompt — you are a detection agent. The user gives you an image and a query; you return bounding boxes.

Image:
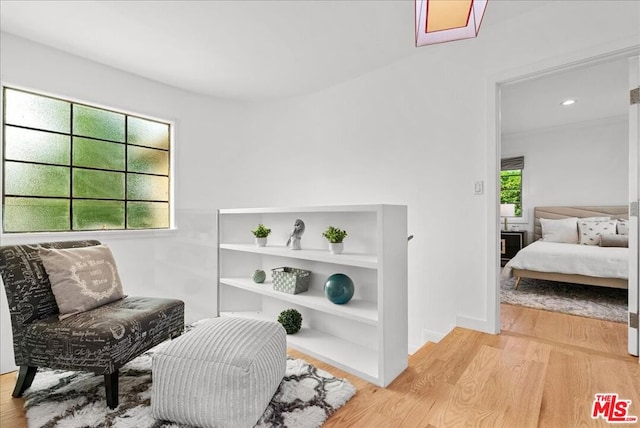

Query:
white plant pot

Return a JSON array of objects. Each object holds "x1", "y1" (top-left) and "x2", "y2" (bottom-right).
[
  {"x1": 329, "y1": 242, "x2": 344, "y2": 254},
  {"x1": 255, "y1": 237, "x2": 267, "y2": 247}
]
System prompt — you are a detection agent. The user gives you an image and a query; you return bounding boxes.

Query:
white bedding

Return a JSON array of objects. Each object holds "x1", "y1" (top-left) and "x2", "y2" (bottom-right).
[{"x1": 502, "y1": 240, "x2": 628, "y2": 280}]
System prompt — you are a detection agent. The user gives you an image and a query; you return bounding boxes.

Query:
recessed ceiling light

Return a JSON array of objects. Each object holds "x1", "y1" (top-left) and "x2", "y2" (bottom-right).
[{"x1": 561, "y1": 99, "x2": 576, "y2": 106}]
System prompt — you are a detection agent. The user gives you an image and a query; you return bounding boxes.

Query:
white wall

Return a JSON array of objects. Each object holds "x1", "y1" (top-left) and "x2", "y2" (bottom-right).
[
  {"x1": 1, "y1": 1, "x2": 639, "y2": 373},
  {"x1": 502, "y1": 117, "x2": 629, "y2": 236},
  {"x1": 0, "y1": 32, "x2": 245, "y2": 373},
  {"x1": 202, "y1": 1, "x2": 639, "y2": 347}
]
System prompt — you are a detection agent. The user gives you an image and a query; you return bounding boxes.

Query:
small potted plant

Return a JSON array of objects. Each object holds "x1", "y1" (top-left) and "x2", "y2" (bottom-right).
[
  {"x1": 252, "y1": 224, "x2": 271, "y2": 247},
  {"x1": 277, "y1": 308, "x2": 303, "y2": 334},
  {"x1": 322, "y1": 226, "x2": 347, "y2": 254}
]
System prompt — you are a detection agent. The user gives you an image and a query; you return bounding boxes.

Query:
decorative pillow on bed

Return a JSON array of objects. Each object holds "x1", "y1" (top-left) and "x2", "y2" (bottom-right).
[
  {"x1": 617, "y1": 219, "x2": 629, "y2": 235},
  {"x1": 540, "y1": 217, "x2": 579, "y2": 243},
  {"x1": 39, "y1": 244, "x2": 125, "y2": 320},
  {"x1": 600, "y1": 234, "x2": 629, "y2": 248},
  {"x1": 577, "y1": 220, "x2": 617, "y2": 246}
]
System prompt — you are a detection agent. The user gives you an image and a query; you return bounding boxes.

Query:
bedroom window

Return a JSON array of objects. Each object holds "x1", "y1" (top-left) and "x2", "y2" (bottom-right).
[
  {"x1": 500, "y1": 156, "x2": 524, "y2": 217},
  {"x1": 1, "y1": 86, "x2": 171, "y2": 233}
]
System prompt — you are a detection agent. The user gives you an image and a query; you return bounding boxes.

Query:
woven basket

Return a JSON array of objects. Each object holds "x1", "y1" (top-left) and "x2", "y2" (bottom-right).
[{"x1": 271, "y1": 267, "x2": 311, "y2": 294}]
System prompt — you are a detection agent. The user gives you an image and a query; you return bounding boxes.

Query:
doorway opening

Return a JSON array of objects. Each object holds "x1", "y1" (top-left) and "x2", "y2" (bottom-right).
[{"x1": 491, "y1": 48, "x2": 639, "y2": 357}]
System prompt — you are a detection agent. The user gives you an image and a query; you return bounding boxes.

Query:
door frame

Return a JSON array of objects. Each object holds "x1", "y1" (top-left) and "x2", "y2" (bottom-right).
[
  {"x1": 628, "y1": 55, "x2": 639, "y2": 356},
  {"x1": 486, "y1": 44, "x2": 640, "y2": 335}
]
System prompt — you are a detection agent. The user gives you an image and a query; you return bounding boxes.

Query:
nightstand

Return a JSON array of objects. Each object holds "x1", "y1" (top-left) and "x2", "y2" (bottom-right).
[{"x1": 501, "y1": 230, "x2": 527, "y2": 266}]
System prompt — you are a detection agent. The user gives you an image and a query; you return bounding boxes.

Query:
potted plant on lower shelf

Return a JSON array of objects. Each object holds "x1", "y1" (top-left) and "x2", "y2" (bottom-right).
[
  {"x1": 322, "y1": 226, "x2": 348, "y2": 254},
  {"x1": 252, "y1": 224, "x2": 271, "y2": 247},
  {"x1": 277, "y1": 308, "x2": 302, "y2": 334}
]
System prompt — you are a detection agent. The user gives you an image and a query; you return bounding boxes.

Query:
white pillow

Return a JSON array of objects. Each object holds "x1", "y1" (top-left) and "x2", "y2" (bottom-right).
[
  {"x1": 581, "y1": 216, "x2": 611, "y2": 221},
  {"x1": 577, "y1": 220, "x2": 617, "y2": 245},
  {"x1": 617, "y1": 219, "x2": 629, "y2": 235},
  {"x1": 540, "y1": 217, "x2": 578, "y2": 243}
]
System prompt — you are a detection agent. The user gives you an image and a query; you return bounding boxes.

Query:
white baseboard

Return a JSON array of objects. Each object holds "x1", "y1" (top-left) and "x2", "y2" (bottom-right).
[
  {"x1": 408, "y1": 342, "x2": 422, "y2": 354},
  {"x1": 408, "y1": 328, "x2": 447, "y2": 354},
  {"x1": 409, "y1": 323, "x2": 466, "y2": 355},
  {"x1": 456, "y1": 314, "x2": 498, "y2": 334},
  {"x1": 422, "y1": 326, "x2": 450, "y2": 344}
]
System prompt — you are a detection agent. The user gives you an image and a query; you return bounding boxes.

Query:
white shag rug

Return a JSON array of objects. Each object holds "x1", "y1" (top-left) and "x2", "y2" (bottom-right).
[{"x1": 22, "y1": 333, "x2": 356, "y2": 428}]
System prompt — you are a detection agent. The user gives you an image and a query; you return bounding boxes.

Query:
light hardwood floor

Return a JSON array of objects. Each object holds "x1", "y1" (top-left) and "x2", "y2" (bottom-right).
[{"x1": 1, "y1": 304, "x2": 638, "y2": 427}]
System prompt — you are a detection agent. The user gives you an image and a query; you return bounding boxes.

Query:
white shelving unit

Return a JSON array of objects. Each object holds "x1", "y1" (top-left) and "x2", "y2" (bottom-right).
[
  {"x1": 219, "y1": 244, "x2": 378, "y2": 268},
  {"x1": 217, "y1": 204, "x2": 408, "y2": 387}
]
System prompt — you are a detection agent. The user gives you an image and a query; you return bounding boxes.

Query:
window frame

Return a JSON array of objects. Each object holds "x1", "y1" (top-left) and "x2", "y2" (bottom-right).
[
  {"x1": 500, "y1": 169, "x2": 523, "y2": 217},
  {"x1": 0, "y1": 83, "x2": 176, "y2": 237},
  {"x1": 500, "y1": 155, "x2": 527, "y2": 224}
]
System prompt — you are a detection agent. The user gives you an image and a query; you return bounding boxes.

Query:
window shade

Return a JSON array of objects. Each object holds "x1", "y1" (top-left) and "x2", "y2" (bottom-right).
[{"x1": 501, "y1": 156, "x2": 524, "y2": 170}]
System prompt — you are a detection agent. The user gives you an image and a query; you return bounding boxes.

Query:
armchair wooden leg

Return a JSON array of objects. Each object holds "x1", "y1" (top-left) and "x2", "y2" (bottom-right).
[
  {"x1": 514, "y1": 277, "x2": 522, "y2": 290},
  {"x1": 104, "y1": 371, "x2": 119, "y2": 409},
  {"x1": 12, "y1": 366, "x2": 38, "y2": 397}
]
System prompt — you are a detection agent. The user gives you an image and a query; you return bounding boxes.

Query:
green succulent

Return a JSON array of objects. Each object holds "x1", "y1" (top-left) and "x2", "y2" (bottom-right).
[
  {"x1": 277, "y1": 308, "x2": 302, "y2": 334},
  {"x1": 322, "y1": 226, "x2": 348, "y2": 243},
  {"x1": 252, "y1": 224, "x2": 271, "y2": 238}
]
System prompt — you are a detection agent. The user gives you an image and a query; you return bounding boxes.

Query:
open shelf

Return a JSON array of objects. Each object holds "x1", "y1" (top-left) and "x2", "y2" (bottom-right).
[
  {"x1": 218, "y1": 204, "x2": 407, "y2": 387},
  {"x1": 219, "y1": 244, "x2": 378, "y2": 269},
  {"x1": 220, "y1": 277, "x2": 378, "y2": 326},
  {"x1": 221, "y1": 311, "x2": 378, "y2": 384}
]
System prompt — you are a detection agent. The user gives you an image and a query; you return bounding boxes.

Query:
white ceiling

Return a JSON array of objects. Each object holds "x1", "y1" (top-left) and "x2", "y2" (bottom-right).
[
  {"x1": 1, "y1": 0, "x2": 550, "y2": 101},
  {"x1": 500, "y1": 57, "x2": 629, "y2": 135},
  {"x1": 0, "y1": 1, "x2": 628, "y2": 133}
]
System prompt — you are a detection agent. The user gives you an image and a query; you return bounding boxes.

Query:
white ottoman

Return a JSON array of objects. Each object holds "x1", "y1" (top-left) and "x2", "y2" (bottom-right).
[{"x1": 151, "y1": 317, "x2": 287, "y2": 428}]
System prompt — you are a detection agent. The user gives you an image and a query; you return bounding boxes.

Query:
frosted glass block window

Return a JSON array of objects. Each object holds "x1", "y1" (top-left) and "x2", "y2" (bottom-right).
[
  {"x1": 5, "y1": 127, "x2": 70, "y2": 165},
  {"x1": 73, "y1": 200, "x2": 125, "y2": 231},
  {"x1": 72, "y1": 169, "x2": 125, "y2": 199},
  {"x1": 5, "y1": 162, "x2": 70, "y2": 197},
  {"x1": 127, "y1": 173, "x2": 169, "y2": 201},
  {"x1": 128, "y1": 145, "x2": 169, "y2": 175},
  {"x1": 2, "y1": 86, "x2": 171, "y2": 232},
  {"x1": 4, "y1": 88, "x2": 70, "y2": 133},
  {"x1": 73, "y1": 104, "x2": 125, "y2": 142},
  {"x1": 128, "y1": 116, "x2": 169, "y2": 150},
  {"x1": 73, "y1": 137, "x2": 125, "y2": 171},
  {"x1": 127, "y1": 202, "x2": 169, "y2": 229},
  {"x1": 4, "y1": 197, "x2": 70, "y2": 232}
]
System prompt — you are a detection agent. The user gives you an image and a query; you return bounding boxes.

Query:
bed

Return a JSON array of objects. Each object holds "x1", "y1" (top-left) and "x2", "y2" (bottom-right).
[{"x1": 502, "y1": 206, "x2": 629, "y2": 290}]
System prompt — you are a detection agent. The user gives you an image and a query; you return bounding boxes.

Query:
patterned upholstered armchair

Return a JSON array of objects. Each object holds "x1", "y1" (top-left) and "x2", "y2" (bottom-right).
[{"x1": 0, "y1": 240, "x2": 184, "y2": 409}]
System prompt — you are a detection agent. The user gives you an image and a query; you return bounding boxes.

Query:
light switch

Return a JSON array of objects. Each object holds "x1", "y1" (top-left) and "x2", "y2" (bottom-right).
[{"x1": 474, "y1": 180, "x2": 484, "y2": 195}]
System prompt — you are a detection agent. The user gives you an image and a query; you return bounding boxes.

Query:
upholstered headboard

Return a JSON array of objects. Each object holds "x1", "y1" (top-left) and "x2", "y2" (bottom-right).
[{"x1": 533, "y1": 206, "x2": 628, "y2": 242}]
